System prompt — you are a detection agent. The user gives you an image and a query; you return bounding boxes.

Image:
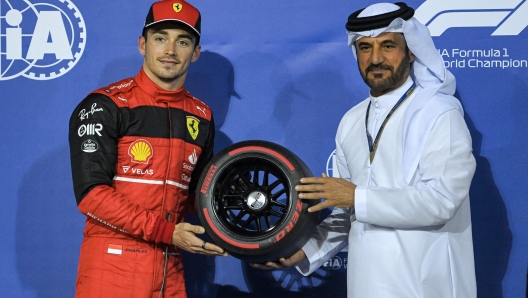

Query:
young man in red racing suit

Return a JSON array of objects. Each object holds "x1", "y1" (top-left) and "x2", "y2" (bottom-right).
[{"x1": 68, "y1": 1, "x2": 227, "y2": 297}]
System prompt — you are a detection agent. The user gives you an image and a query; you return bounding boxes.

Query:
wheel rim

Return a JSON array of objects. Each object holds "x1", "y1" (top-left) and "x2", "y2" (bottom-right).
[{"x1": 212, "y1": 156, "x2": 292, "y2": 237}]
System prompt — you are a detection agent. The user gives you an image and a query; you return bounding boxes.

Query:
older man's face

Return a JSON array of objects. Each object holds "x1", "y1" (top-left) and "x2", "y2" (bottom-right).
[{"x1": 355, "y1": 32, "x2": 414, "y2": 97}]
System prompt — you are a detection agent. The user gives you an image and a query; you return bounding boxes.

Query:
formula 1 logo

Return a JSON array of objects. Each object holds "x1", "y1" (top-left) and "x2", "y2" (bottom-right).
[
  {"x1": 0, "y1": 0, "x2": 86, "y2": 80},
  {"x1": 415, "y1": 0, "x2": 528, "y2": 36}
]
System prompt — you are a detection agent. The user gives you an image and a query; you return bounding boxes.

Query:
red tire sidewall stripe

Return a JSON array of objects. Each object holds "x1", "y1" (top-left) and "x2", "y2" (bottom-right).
[
  {"x1": 203, "y1": 208, "x2": 260, "y2": 249},
  {"x1": 228, "y1": 146, "x2": 295, "y2": 171}
]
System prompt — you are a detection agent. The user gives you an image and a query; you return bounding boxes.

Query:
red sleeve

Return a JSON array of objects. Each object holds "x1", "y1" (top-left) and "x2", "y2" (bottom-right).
[
  {"x1": 79, "y1": 185, "x2": 174, "y2": 244},
  {"x1": 70, "y1": 93, "x2": 175, "y2": 244},
  {"x1": 151, "y1": 217, "x2": 176, "y2": 245}
]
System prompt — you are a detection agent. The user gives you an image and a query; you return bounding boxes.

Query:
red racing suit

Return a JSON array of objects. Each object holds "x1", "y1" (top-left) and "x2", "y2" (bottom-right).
[{"x1": 68, "y1": 68, "x2": 214, "y2": 298}]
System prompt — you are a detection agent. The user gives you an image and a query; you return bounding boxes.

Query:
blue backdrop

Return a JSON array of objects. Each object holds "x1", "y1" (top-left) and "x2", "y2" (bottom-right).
[{"x1": 0, "y1": 0, "x2": 526, "y2": 297}]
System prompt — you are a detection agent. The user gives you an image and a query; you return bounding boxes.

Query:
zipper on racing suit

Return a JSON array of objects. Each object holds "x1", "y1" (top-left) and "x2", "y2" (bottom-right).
[{"x1": 154, "y1": 100, "x2": 174, "y2": 296}]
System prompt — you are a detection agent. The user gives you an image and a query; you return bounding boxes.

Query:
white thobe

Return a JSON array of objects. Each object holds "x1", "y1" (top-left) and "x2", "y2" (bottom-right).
[{"x1": 297, "y1": 78, "x2": 477, "y2": 298}]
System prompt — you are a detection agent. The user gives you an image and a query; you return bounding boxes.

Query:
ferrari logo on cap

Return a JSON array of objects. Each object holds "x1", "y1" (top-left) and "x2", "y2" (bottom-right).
[
  {"x1": 187, "y1": 116, "x2": 200, "y2": 140},
  {"x1": 173, "y1": 3, "x2": 183, "y2": 13}
]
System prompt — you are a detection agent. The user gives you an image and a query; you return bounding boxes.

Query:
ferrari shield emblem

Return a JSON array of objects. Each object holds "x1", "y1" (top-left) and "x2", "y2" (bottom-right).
[
  {"x1": 187, "y1": 116, "x2": 200, "y2": 140},
  {"x1": 173, "y1": 3, "x2": 183, "y2": 13}
]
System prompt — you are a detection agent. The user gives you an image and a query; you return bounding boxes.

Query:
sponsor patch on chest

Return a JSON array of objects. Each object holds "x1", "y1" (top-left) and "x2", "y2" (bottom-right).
[{"x1": 128, "y1": 139, "x2": 154, "y2": 164}]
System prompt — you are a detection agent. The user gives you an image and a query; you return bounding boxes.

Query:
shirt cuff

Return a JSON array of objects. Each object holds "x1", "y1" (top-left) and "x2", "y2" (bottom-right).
[
  {"x1": 151, "y1": 217, "x2": 175, "y2": 245},
  {"x1": 295, "y1": 237, "x2": 323, "y2": 276},
  {"x1": 354, "y1": 186, "x2": 368, "y2": 222}
]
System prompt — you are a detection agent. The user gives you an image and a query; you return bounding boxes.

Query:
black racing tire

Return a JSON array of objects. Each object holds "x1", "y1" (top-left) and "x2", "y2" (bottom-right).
[{"x1": 196, "y1": 140, "x2": 320, "y2": 263}]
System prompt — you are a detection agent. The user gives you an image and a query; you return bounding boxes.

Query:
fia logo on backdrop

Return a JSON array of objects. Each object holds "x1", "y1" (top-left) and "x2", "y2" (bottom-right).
[
  {"x1": 0, "y1": 0, "x2": 86, "y2": 80},
  {"x1": 322, "y1": 255, "x2": 347, "y2": 271},
  {"x1": 326, "y1": 149, "x2": 340, "y2": 178}
]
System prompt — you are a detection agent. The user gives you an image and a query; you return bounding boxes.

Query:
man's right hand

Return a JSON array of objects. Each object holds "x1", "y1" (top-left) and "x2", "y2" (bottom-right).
[
  {"x1": 171, "y1": 222, "x2": 228, "y2": 257},
  {"x1": 249, "y1": 249, "x2": 306, "y2": 270}
]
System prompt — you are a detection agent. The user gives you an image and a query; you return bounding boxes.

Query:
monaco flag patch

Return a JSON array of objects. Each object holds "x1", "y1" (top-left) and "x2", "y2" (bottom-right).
[{"x1": 107, "y1": 244, "x2": 123, "y2": 255}]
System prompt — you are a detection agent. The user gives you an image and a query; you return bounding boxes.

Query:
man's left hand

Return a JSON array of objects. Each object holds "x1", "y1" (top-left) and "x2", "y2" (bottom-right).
[
  {"x1": 172, "y1": 223, "x2": 228, "y2": 257},
  {"x1": 295, "y1": 173, "x2": 356, "y2": 212}
]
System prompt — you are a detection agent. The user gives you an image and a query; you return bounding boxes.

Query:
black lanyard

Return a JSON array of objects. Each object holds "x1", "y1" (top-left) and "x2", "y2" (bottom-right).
[{"x1": 365, "y1": 83, "x2": 417, "y2": 163}]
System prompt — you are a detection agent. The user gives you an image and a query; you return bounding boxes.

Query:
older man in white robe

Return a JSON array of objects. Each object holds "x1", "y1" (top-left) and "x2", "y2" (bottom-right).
[{"x1": 251, "y1": 2, "x2": 477, "y2": 298}]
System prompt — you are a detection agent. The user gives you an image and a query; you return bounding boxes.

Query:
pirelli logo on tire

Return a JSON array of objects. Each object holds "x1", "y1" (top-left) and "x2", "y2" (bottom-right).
[{"x1": 200, "y1": 164, "x2": 217, "y2": 194}]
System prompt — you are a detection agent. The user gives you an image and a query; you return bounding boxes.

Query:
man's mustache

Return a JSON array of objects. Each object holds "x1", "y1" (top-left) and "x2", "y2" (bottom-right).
[{"x1": 366, "y1": 64, "x2": 393, "y2": 73}]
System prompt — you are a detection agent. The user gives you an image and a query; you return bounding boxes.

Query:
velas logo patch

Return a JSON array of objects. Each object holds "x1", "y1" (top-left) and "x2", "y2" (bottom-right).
[
  {"x1": 173, "y1": 3, "x2": 183, "y2": 13},
  {"x1": 129, "y1": 139, "x2": 153, "y2": 164}
]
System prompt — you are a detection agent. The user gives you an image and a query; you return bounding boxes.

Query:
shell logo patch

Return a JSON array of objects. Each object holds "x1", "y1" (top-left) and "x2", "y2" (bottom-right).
[
  {"x1": 187, "y1": 116, "x2": 200, "y2": 140},
  {"x1": 173, "y1": 3, "x2": 183, "y2": 13},
  {"x1": 129, "y1": 139, "x2": 153, "y2": 164}
]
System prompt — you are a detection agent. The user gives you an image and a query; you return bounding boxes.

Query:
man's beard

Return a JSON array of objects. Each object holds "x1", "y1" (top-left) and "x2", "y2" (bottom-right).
[{"x1": 360, "y1": 51, "x2": 411, "y2": 94}]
